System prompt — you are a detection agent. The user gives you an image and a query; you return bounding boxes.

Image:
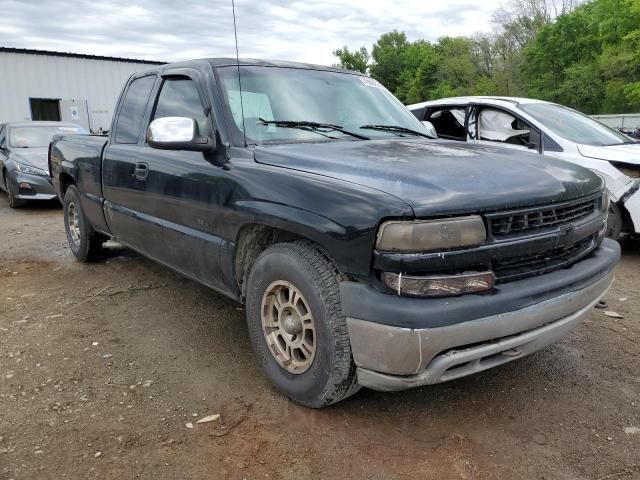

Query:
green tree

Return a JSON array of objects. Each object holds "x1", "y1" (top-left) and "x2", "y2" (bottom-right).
[
  {"x1": 332, "y1": 46, "x2": 369, "y2": 73},
  {"x1": 331, "y1": 0, "x2": 640, "y2": 112},
  {"x1": 522, "y1": 0, "x2": 640, "y2": 112},
  {"x1": 369, "y1": 30, "x2": 410, "y2": 93}
]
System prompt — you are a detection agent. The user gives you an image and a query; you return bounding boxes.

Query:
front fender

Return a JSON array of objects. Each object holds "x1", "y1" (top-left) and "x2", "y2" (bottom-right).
[{"x1": 232, "y1": 199, "x2": 366, "y2": 274}]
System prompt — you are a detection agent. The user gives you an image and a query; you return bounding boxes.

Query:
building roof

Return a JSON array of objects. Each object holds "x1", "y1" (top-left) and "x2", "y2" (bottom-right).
[
  {"x1": 0, "y1": 46, "x2": 165, "y2": 65},
  {"x1": 6, "y1": 121, "x2": 85, "y2": 128}
]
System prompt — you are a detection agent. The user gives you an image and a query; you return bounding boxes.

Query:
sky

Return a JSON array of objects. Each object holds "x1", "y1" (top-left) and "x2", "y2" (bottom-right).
[{"x1": 0, "y1": 0, "x2": 504, "y2": 66}]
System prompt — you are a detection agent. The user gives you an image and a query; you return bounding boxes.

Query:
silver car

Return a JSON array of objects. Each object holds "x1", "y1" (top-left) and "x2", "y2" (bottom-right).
[
  {"x1": 0, "y1": 121, "x2": 86, "y2": 208},
  {"x1": 408, "y1": 97, "x2": 640, "y2": 240}
]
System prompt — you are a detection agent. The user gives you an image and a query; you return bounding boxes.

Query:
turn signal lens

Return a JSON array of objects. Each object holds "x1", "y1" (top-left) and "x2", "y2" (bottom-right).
[
  {"x1": 382, "y1": 271, "x2": 495, "y2": 298},
  {"x1": 376, "y1": 216, "x2": 486, "y2": 252}
]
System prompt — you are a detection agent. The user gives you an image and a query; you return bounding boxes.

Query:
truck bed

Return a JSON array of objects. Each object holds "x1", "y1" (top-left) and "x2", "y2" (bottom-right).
[{"x1": 49, "y1": 134, "x2": 110, "y2": 235}]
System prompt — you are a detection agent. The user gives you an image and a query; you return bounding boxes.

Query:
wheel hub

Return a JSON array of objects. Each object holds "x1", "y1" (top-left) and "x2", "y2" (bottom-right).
[
  {"x1": 281, "y1": 309, "x2": 303, "y2": 335},
  {"x1": 260, "y1": 280, "x2": 316, "y2": 374}
]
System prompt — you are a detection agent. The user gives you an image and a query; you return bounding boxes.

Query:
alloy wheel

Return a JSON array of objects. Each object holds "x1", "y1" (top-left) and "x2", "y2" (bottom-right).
[
  {"x1": 261, "y1": 280, "x2": 317, "y2": 374},
  {"x1": 67, "y1": 201, "x2": 81, "y2": 246}
]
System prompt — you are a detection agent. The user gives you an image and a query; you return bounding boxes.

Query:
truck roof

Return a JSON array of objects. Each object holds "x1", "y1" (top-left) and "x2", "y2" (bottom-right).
[{"x1": 135, "y1": 58, "x2": 366, "y2": 76}]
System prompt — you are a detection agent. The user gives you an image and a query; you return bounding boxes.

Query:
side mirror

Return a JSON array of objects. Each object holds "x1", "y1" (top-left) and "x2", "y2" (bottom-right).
[
  {"x1": 421, "y1": 120, "x2": 438, "y2": 138},
  {"x1": 526, "y1": 142, "x2": 538, "y2": 150},
  {"x1": 147, "y1": 117, "x2": 214, "y2": 152}
]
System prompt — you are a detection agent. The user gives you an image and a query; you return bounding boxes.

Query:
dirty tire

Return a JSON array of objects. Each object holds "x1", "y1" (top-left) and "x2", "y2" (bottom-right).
[
  {"x1": 606, "y1": 202, "x2": 622, "y2": 240},
  {"x1": 246, "y1": 240, "x2": 360, "y2": 408},
  {"x1": 6, "y1": 176, "x2": 24, "y2": 208},
  {"x1": 63, "y1": 185, "x2": 106, "y2": 261}
]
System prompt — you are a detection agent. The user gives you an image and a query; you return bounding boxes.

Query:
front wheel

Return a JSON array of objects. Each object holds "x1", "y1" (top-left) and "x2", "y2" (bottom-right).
[
  {"x1": 63, "y1": 185, "x2": 106, "y2": 261},
  {"x1": 245, "y1": 241, "x2": 360, "y2": 408},
  {"x1": 6, "y1": 177, "x2": 24, "y2": 208}
]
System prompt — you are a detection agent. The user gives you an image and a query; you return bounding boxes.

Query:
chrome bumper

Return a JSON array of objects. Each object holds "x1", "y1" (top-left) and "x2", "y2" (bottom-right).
[{"x1": 348, "y1": 271, "x2": 613, "y2": 392}]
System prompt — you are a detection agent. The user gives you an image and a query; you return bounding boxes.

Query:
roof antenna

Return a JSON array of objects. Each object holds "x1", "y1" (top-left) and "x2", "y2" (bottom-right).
[{"x1": 232, "y1": 0, "x2": 247, "y2": 147}]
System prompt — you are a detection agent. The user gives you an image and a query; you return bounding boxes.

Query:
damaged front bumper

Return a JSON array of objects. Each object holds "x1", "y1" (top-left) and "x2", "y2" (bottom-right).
[
  {"x1": 621, "y1": 182, "x2": 640, "y2": 234},
  {"x1": 340, "y1": 238, "x2": 620, "y2": 392},
  {"x1": 10, "y1": 171, "x2": 57, "y2": 201}
]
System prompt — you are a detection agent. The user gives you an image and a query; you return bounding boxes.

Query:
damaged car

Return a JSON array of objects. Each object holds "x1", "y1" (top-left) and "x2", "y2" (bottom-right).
[
  {"x1": 0, "y1": 121, "x2": 87, "y2": 207},
  {"x1": 408, "y1": 97, "x2": 640, "y2": 240}
]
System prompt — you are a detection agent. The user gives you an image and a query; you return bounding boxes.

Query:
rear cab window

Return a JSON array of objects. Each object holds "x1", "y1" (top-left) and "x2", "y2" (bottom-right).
[{"x1": 114, "y1": 75, "x2": 157, "y2": 144}]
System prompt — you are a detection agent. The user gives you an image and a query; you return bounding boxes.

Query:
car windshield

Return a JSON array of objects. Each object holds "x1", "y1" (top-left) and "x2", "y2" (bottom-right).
[
  {"x1": 518, "y1": 103, "x2": 634, "y2": 146},
  {"x1": 9, "y1": 125, "x2": 86, "y2": 148},
  {"x1": 217, "y1": 65, "x2": 429, "y2": 144}
]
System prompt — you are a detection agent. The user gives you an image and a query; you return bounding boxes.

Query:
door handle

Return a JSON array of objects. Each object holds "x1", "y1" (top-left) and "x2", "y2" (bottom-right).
[{"x1": 134, "y1": 162, "x2": 149, "y2": 181}]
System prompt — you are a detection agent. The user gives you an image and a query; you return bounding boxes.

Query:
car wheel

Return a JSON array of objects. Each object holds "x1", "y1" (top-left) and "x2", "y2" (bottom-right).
[
  {"x1": 63, "y1": 185, "x2": 106, "y2": 261},
  {"x1": 6, "y1": 176, "x2": 24, "y2": 208},
  {"x1": 606, "y1": 202, "x2": 623, "y2": 240},
  {"x1": 245, "y1": 240, "x2": 360, "y2": 408}
]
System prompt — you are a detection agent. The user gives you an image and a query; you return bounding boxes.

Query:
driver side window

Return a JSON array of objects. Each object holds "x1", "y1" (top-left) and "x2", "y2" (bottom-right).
[
  {"x1": 426, "y1": 107, "x2": 467, "y2": 140},
  {"x1": 0, "y1": 125, "x2": 6, "y2": 148},
  {"x1": 477, "y1": 108, "x2": 533, "y2": 147}
]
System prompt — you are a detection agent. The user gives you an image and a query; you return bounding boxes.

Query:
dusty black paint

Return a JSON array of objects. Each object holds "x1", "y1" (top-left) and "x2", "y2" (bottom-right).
[{"x1": 49, "y1": 58, "x2": 606, "y2": 303}]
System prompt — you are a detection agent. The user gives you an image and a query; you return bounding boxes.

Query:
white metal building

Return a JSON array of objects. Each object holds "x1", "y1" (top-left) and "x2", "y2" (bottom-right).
[{"x1": 0, "y1": 47, "x2": 163, "y2": 131}]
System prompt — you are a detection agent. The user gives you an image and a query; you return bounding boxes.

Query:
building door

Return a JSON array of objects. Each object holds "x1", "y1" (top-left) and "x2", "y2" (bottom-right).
[
  {"x1": 59, "y1": 99, "x2": 90, "y2": 130},
  {"x1": 29, "y1": 98, "x2": 60, "y2": 121}
]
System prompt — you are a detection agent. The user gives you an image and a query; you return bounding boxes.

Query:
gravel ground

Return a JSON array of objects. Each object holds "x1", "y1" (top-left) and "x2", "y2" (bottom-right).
[{"x1": 1, "y1": 196, "x2": 639, "y2": 480}]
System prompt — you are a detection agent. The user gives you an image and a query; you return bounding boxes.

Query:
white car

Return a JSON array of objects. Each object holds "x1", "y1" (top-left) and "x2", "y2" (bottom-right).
[{"x1": 408, "y1": 97, "x2": 640, "y2": 239}]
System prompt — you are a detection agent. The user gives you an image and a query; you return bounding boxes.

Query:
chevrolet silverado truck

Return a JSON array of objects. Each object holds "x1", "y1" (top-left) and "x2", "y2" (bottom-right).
[{"x1": 49, "y1": 59, "x2": 620, "y2": 408}]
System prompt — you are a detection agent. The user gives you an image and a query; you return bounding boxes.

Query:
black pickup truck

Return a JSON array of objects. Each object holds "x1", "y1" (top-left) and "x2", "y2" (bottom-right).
[{"x1": 49, "y1": 58, "x2": 620, "y2": 407}]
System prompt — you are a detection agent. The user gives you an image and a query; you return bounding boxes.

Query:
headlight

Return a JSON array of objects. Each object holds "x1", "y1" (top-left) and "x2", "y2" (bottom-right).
[
  {"x1": 376, "y1": 216, "x2": 486, "y2": 252},
  {"x1": 15, "y1": 162, "x2": 47, "y2": 177}
]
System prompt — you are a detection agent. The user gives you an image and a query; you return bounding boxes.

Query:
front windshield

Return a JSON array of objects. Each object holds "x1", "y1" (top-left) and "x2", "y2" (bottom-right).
[
  {"x1": 518, "y1": 103, "x2": 634, "y2": 146},
  {"x1": 9, "y1": 125, "x2": 86, "y2": 148},
  {"x1": 217, "y1": 65, "x2": 428, "y2": 144}
]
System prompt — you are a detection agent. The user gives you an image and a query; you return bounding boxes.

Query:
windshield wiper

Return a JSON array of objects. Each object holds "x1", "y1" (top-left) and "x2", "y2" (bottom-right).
[
  {"x1": 258, "y1": 118, "x2": 370, "y2": 140},
  {"x1": 359, "y1": 124, "x2": 435, "y2": 139}
]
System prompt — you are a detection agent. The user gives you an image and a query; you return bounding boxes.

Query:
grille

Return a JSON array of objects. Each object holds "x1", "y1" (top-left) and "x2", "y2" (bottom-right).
[
  {"x1": 489, "y1": 195, "x2": 600, "y2": 236},
  {"x1": 493, "y1": 235, "x2": 596, "y2": 282}
]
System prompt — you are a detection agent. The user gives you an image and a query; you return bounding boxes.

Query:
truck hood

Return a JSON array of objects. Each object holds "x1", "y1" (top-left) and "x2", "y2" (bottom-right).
[
  {"x1": 254, "y1": 138, "x2": 602, "y2": 216},
  {"x1": 577, "y1": 143, "x2": 640, "y2": 165},
  {"x1": 9, "y1": 147, "x2": 49, "y2": 170}
]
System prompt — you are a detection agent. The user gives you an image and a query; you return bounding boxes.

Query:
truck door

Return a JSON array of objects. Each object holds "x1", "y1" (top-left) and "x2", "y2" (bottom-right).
[
  {"x1": 102, "y1": 73, "x2": 158, "y2": 251},
  {"x1": 127, "y1": 69, "x2": 226, "y2": 289}
]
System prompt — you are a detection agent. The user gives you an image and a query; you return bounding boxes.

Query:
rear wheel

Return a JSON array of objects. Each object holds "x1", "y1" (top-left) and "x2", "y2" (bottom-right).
[
  {"x1": 6, "y1": 176, "x2": 24, "y2": 208},
  {"x1": 606, "y1": 202, "x2": 623, "y2": 241},
  {"x1": 245, "y1": 240, "x2": 360, "y2": 408},
  {"x1": 63, "y1": 185, "x2": 106, "y2": 261}
]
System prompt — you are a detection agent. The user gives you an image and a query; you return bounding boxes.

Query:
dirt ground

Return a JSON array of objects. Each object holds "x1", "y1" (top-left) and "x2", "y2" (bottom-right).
[{"x1": 1, "y1": 196, "x2": 639, "y2": 480}]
